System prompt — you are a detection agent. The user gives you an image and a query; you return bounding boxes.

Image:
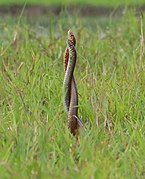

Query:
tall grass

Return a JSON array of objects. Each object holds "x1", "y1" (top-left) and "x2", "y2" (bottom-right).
[{"x1": 0, "y1": 10, "x2": 145, "y2": 178}]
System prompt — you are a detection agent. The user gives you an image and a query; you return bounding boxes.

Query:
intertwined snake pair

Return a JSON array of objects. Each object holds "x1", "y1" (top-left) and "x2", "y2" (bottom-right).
[{"x1": 63, "y1": 30, "x2": 83, "y2": 135}]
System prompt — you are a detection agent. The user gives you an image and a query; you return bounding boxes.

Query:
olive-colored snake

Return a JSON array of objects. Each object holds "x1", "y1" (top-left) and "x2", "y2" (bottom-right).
[{"x1": 63, "y1": 30, "x2": 83, "y2": 135}]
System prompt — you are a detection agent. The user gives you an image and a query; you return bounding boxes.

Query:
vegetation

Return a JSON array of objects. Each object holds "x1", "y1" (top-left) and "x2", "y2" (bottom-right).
[
  {"x1": 0, "y1": 9, "x2": 145, "y2": 179},
  {"x1": 0, "y1": 0, "x2": 145, "y2": 6}
]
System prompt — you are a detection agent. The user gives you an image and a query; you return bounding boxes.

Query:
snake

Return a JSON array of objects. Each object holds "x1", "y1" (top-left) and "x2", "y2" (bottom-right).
[
  {"x1": 63, "y1": 30, "x2": 77, "y2": 113},
  {"x1": 63, "y1": 30, "x2": 83, "y2": 135}
]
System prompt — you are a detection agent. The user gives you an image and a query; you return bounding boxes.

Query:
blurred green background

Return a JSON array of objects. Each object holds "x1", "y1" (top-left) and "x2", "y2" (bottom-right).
[{"x1": 0, "y1": 0, "x2": 144, "y2": 6}]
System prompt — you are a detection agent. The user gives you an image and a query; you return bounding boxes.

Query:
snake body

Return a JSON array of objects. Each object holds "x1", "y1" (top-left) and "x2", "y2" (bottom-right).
[
  {"x1": 63, "y1": 30, "x2": 81, "y2": 135},
  {"x1": 63, "y1": 31, "x2": 78, "y2": 114}
]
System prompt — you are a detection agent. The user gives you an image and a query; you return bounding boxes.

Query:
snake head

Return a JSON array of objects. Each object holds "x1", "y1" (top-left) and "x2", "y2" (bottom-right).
[
  {"x1": 68, "y1": 30, "x2": 76, "y2": 46},
  {"x1": 66, "y1": 39, "x2": 76, "y2": 58}
]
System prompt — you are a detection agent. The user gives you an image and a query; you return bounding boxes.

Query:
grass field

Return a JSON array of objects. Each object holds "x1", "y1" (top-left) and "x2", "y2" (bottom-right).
[
  {"x1": 0, "y1": 9, "x2": 145, "y2": 179},
  {"x1": 0, "y1": 0, "x2": 145, "y2": 6}
]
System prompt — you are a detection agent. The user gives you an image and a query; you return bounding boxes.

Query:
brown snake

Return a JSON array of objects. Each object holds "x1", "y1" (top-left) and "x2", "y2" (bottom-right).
[{"x1": 63, "y1": 30, "x2": 83, "y2": 135}]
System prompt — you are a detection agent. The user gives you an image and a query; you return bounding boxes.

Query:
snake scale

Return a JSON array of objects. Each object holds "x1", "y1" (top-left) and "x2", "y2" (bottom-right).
[{"x1": 63, "y1": 30, "x2": 83, "y2": 135}]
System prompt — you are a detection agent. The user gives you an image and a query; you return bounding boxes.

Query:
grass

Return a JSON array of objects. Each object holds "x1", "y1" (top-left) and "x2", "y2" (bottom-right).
[
  {"x1": 0, "y1": 0, "x2": 145, "y2": 6},
  {"x1": 0, "y1": 9, "x2": 145, "y2": 179}
]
